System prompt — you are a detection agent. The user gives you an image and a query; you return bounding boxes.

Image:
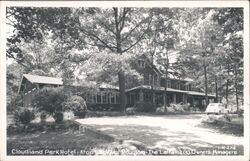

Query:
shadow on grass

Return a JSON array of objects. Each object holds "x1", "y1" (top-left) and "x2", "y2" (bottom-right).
[
  {"x1": 7, "y1": 124, "x2": 112, "y2": 155},
  {"x1": 197, "y1": 122, "x2": 243, "y2": 137},
  {"x1": 87, "y1": 124, "x2": 243, "y2": 155}
]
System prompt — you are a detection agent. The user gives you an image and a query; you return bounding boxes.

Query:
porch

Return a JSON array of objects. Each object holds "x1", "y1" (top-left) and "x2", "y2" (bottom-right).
[{"x1": 126, "y1": 85, "x2": 216, "y2": 110}]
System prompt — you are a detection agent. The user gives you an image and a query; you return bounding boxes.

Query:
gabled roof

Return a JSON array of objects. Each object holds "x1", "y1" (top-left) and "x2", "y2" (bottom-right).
[
  {"x1": 18, "y1": 74, "x2": 63, "y2": 93},
  {"x1": 23, "y1": 74, "x2": 63, "y2": 85},
  {"x1": 138, "y1": 54, "x2": 193, "y2": 82},
  {"x1": 137, "y1": 54, "x2": 162, "y2": 75},
  {"x1": 126, "y1": 85, "x2": 215, "y2": 97}
]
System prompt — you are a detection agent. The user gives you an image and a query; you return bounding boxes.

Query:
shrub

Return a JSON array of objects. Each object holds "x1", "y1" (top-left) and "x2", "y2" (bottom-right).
[
  {"x1": 134, "y1": 101, "x2": 154, "y2": 112},
  {"x1": 202, "y1": 114, "x2": 232, "y2": 124},
  {"x1": 40, "y1": 111, "x2": 47, "y2": 123},
  {"x1": 7, "y1": 95, "x2": 23, "y2": 114},
  {"x1": 63, "y1": 111, "x2": 75, "y2": 120},
  {"x1": 63, "y1": 95, "x2": 87, "y2": 118},
  {"x1": 170, "y1": 103, "x2": 185, "y2": 113},
  {"x1": 167, "y1": 105, "x2": 176, "y2": 113},
  {"x1": 14, "y1": 107, "x2": 35, "y2": 125},
  {"x1": 53, "y1": 112, "x2": 64, "y2": 123},
  {"x1": 156, "y1": 103, "x2": 190, "y2": 114},
  {"x1": 32, "y1": 87, "x2": 70, "y2": 123},
  {"x1": 126, "y1": 107, "x2": 136, "y2": 115},
  {"x1": 156, "y1": 106, "x2": 166, "y2": 113}
]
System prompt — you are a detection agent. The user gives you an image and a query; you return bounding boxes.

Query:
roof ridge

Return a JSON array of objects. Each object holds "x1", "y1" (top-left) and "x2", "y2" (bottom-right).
[{"x1": 23, "y1": 74, "x2": 62, "y2": 79}]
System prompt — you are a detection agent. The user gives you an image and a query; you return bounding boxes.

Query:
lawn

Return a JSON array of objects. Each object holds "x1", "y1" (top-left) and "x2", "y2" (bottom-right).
[
  {"x1": 7, "y1": 122, "x2": 113, "y2": 155},
  {"x1": 7, "y1": 114, "x2": 244, "y2": 156}
]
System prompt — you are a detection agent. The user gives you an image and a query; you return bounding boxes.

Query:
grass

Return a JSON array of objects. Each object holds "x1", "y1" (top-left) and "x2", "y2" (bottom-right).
[
  {"x1": 7, "y1": 113, "x2": 244, "y2": 156},
  {"x1": 200, "y1": 114, "x2": 244, "y2": 137},
  {"x1": 7, "y1": 122, "x2": 113, "y2": 155},
  {"x1": 75, "y1": 115, "x2": 244, "y2": 155}
]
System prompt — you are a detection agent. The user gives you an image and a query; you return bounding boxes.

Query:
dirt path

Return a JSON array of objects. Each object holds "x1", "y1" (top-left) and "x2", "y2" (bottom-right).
[{"x1": 76, "y1": 114, "x2": 244, "y2": 155}]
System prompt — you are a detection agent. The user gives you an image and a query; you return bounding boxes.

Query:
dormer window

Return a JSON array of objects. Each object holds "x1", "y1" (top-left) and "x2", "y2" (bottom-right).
[
  {"x1": 138, "y1": 59, "x2": 145, "y2": 68},
  {"x1": 185, "y1": 83, "x2": 192, "y2": 91},
  {"x1": 167, "y1": 80, "x2": 171, "y2": 88}
]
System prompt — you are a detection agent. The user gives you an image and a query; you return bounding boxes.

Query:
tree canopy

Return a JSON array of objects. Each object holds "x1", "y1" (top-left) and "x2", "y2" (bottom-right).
[{"x1": 6, "y1": 7, "x2": 244, "y2": 111}]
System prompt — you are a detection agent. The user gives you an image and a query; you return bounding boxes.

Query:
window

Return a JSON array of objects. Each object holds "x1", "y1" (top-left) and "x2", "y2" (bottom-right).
[
  {"x1": 97, "y1": 94, "x2": 101, "y2": 103},
  {"x1": 167, "y1": 80, "x2": 171, "y2": 88},
  {"x1": 102, "y1": 92, "x2": 108, "y2": 104},
  {"x1": 177, "y1": 83, "x2": 180, "y2": 90},
  {"x1": 149, "y1": 74, "x2": 152, "y2": 85},
  {"x1": 189, "y1": 84, "x2": 192, "y2": 91},
  {"x1": 110, "y1": 93, "x2": 116, "y2": 104},
  {"x1": 202, "y1": 99, "x2": 206, "y2": 105},
  {"x1": 180, "y1": 82, "x2": 186, "y2": 90},
  {"x1": 171, "y1": 81, "x2": 176, "y2": 89},
  {"x1": 144, "y1": 93, "x2": 151, "y2": 102},
  {"x1": 144, "y1": 74, "x2": 149, "y2": 85},
  {"x1": 87, "y1": 94, "x2": 93, "y2": 103},
  {"x1": 138, "y1": 60, "x2": 145, "y2": 68},
  {"x1": 116, "y1": 93, "x2": 120, "y2": 104},
  {"x1": 154, "y1": 75, "x2": 158, "y2": 86}
]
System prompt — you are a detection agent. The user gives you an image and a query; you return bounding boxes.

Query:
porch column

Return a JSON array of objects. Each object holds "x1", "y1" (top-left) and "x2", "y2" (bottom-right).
[
  {"x1": 173, "y1": 94, "x2": 176, "y2": 104},
  {"x1": 188, "y1": 95, "x2": 194, "y2": 107},
  {"x1": 182, "y1": 94, "x2": 187, "y2": 104},
  {"x1": 139, "y1": 89, "x2": 144, "y2": 102},
  {"x1": 36, "y1": 84, "x2": 39, "y2": 89},
  {"x1": 100, "y1": 92, "x2": 103, "y2": 104},
  {"x1": 153, "y1": 93, "x2": 156, "y2": 104}
]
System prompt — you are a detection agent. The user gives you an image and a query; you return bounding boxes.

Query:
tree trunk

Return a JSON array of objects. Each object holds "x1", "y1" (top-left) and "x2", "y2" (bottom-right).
[
  {"x1": 225, "y1": 79, "x2": 229, "y2": 109},
  {"x1": 114, "y1": 8, "x2": 126, "y2": 112},
  {"x1": 164, "y1": 57, "x2": 169, "y2": 112},
  {"x1": 204, "y1": 63, "x2": 208, "y2": 107},
  {"x1": 225, "y1": 63, "x2": 230, "y2": 109},
  {"x1": 150, "y1": 54, "x2": 156, "y2": 110},
  {"x1": 118, "y1": 71, "x2": 126, "y2": 112},
  {"x1": 151, "y1": 75, "x2": 156, "y2": 110},
  {"x1": 215, "y1": 77, "x2": 218, "y2": 103},
  {"x1": 234, "y1": 64, "x2": 239, "y2": 114}
]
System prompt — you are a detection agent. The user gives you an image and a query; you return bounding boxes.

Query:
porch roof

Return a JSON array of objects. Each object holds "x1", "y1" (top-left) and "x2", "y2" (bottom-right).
[
  {"x1": 23, "y1": 74, "x2": 63, "y2": 85},
  {"x1": 126, "y1": 85, "x2": 187, "y2": 93},
  {"x1": 186, "y1": 91, "x2": 216, "y2": 97},
  {"x1": 126, "y1": 85, "x2": 216, "y2": 97}
]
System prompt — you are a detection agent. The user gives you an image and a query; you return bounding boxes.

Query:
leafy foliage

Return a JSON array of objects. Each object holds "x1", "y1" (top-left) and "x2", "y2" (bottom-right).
[
  {"x1": 32, "y1": 87, "x2": 70, "y2": 116},
  {"x1": 63, "y1": 95, "x2": 87, "y2": 118},
  {"x1": 14, "y1": 107, "x2": 35, "y2": 125},
  {"x1": 6, "y1": 7, "x2": 244, "y2": 112},
  {"x1": 7, "y1": 63, "x2": 24, "y2": 112},
  {"x1": 134, "y1": 101, "x2": 154, "y2": 112},
  {"x1": 53, "y1": 112, "x2": 64, "y2": 123}
]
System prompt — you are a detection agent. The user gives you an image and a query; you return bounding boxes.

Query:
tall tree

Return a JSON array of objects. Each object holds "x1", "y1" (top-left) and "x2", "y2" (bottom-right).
[
  {"x1": 142, "y1": 8, "x2": 178, "y2": 110},
  {"x1": 69, "y1": 8, "x2": 153, "y2": 112},
  {"x1": 7, "y1": 7, "x2": 153, "y2": 112},
  {"x1": 177, "y1": 8, "x2": 224, "y2": 108},
  {"x1": 215, "y1": 8, "x2": 244, "y2": 112}
]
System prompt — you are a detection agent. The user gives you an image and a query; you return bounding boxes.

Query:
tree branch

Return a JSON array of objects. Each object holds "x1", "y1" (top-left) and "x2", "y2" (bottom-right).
[
  {"x1": 6, "y1": 52, "x2": 30, "y2": 69},
  {"x1": 121, "y1": 17, "x2": 149, "y2": 43},
  {"x1": 6, "y1": 17, "x2": 16, "y2": 27},
  {"x1": 96, "y1": 17, "x2": 116, "y2": 36},
  {"x1": 121, "y1": 16, "x2": 153, "y2": 53},
  {"x1": 79, "y1": 28, "x2": 116, "y2": 52},
  {"x1": 119, "y1": 8, "x2": 128, "y2": 32}
]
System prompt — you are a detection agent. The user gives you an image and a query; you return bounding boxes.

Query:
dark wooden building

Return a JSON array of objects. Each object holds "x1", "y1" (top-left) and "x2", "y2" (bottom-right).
[
  {"x1": 18, "y1": 54, "x2": 216, "y2": 110},
  {"x1": 18, "y1": 74, "x2": 63, "y2": 107},
  {"x1": 126, "y1": 54, "x2": 216, "y2": 110}
]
